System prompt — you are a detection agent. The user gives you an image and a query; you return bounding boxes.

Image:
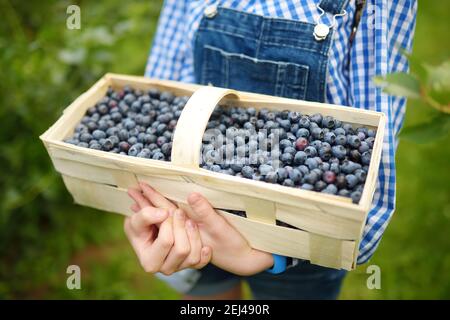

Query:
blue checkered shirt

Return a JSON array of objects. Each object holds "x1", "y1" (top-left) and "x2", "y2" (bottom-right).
[{"x1": 145, "y1": 0, "x2": 418, "y2": 264}]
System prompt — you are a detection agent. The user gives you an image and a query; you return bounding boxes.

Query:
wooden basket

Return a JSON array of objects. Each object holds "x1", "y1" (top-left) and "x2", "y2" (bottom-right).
[{"x1": 40, "y1": 73, "x2": 385, "y2": 270}]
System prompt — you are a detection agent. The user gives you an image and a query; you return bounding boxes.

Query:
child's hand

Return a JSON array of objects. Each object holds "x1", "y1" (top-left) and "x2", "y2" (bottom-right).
[
  {"x1": 124, "y1": 185, "x2": 211, "y2": 275},
  {"x1": 185, "y1": 192, "x2": 274, "y2": 276},
  {"x1": 128, "y1": 183, "x2": 274, "y2": 276}
]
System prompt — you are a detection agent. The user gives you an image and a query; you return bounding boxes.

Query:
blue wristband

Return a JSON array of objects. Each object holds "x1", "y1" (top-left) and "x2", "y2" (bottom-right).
[{"x1": 266, "y1": 254, "x2": 287, "y2": 274}]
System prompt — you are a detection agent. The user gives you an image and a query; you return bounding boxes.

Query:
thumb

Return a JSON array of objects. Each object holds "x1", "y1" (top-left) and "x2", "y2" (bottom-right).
[{"x1": 186, "y1": 193, "x2": 222, "y2": 227}]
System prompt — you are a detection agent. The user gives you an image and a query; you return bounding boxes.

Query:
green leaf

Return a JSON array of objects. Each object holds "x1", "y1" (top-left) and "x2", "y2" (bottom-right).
[
  {"x1": 424, "y1": 60, "x2": 450, "y2": 93},
  {"x1": 400, "y1": 115, "x2": 450, "y2": 143},
  {"x1": 373, "y1": 73, "x2": 421, "y2": 99}
]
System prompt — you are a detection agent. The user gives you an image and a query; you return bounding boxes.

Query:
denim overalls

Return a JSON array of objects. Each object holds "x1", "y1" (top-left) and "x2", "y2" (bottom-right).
[{"x1": 186, "y1": 0, "x2": 349, "y2": 299}]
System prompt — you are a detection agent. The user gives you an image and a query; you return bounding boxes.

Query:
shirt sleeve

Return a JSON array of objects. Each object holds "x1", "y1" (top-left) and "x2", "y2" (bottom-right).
[
  {"x1": 145, "y1": 0, "x2": 189, "y2": 81},
  {"x1": 349, "y1": 0, "x2": 418, "y2": 264}
]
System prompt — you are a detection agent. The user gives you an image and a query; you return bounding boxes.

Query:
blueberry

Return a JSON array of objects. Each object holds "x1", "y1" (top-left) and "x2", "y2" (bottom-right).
[
  {"x1": 77, "y1": 142, "x2": 89, "y2": 148},
  {"x1": 209, "y1": 164, "x2": 221, "y2": 172},
  {"x1": 295, "y1": 137, "x2": 309, "y2": 151},
  {"x1": 305, "y1": 158, "x2": 319, "y2": 170},
  {"x1": 276, "y1": 168, "x2": 289, "y2": 183},
  {"x1": 338, "y1": 189, "x2": 351, "y2": 197},
  {"x1": 359, "y1": 141, "x2": 370, "y2": 153},
  {"x1": 336, "y1": 174, "x2": 347, "y2": 189},
  {"x1": 304, "y1": 146, "x2": 317, "y2": 157},
  {"x1": 124, "y1": 119, "x2": 136, "y2": 130},
  {"x1": 330, "y1": 162, "x2": 340, "y2": 174},
  {"x1": 283, "y1": 146, "x2": 296, "y2": 156},
  {"x1": 335, "y1": 134, "x2": 347, "y2": 146},
  {"x1": 242, "y1": 166, "x2": 254, "y2": 179},
  {"x1": 348, "y1": 135, "x2": 361, "y2": 148},
  {"x1": 365, "y1": 137, "x2": 375, "y2": 148},
  {"x1": 311, "y1": 127, "x2": 324, "y2": 140},
  {"x1": 318, "y1": 145, "x2": 332, "y2": 161},
  {"x1": 322, "y1": 171, "x2": 336, "y2": 184},
  {"x1": 357, "y1": 131, "x2": 366, "y2": 141},
  {"x1": 331, "y1": 145, "x2": 346, "y2": 160},
  {"x1": 259, "y1": 164, "x2": 273, "y2": 176},
  {"x1": 309, "y1": 140, "x2": 322, "y2": 149},
  {"x1": 314, "y1": 180, "x2": 327, "y2": 191},
  {"x1": 288, "y1": 111, "x2": 301, "y2": 123},
  {"x1": 294, "y1": 151, "x2": 307, "y2": 165},
  {"x1": 109, "y1": 135, "x2": 119, "y2": 146},
  {"x1": 322, "y1": 184, "x2": 338, "y2": 195},
  {"x1": 97, "y1": 103, "x2": 108, "y2": 115},
  {"x1": 86, "y1": 121, "x2": 98, "y2": 131},
  {"x1": 334, "y1": 127, "x2": 346, "y2": 136},
  {"x1": 89, "y1": 142, "x2": 102, "y2": 150},
  {"x1": 298, "y1": 116, "x2": 310, "y2": 128},
  {"x1": 349, "y1": 149, "x2": 361, "y2": 163},
  {"x1": 361, "y1": 150, "x2": 372, "y2": 165},
  {"x1": 341, "y1": 160, "x2": 361, "y2": 174},
  {"x1": 300, "y1": 183, "x2": 314, "y2": 191},
  {"x1": 280, "y1": 139, "x2": 292, "y2": 150},
  {"x1": 230, "y1": 161, "x2": 244, "y2": 173},
  {"x1": 128, "y1": 136, "x2": 138, "y2": 145},
  {"x1": 78, "y1": 132, "x2": 92, "y2": 143},
  {"x1": 319, "y1": 162, "x2": 330, "y2": 171},
  {"x1": 345, "y1": 174, "x2": 359, "y2": 189},
  {"x1": 324, "y1": 132, "x2": 336, "y2": 144},
  {"x1": 128, "y1": 145, "x2": 141, "y2": 157},
  {"x1": 355, "y1": 169, "x2": 367, "y2": 182},
  {"x1": 118, "y1": 141, "x2": 130, "y2": 152},
  {"x1": 152, "y1": 151, "x2": 165, "y2": 160},
  {"x1": 296, "y1": 128, "x2": 310, "y2": 138},
  {"x1": 124, "y1": 93, "x2": 136, "y2": 104},
  {"x1": 137, "y1": 148, "x2": 151, "y2": 158},
  {"x1": 321, "y1": 116, "x2": 335, "y2": 129},
  {"x1": 101, "y1": 139, "x2": 114, "y2": 151},
  {"x1": 265, "y1": 171, "x2": 278, "y2": 183},
  {"x1": 156, "y1": 136, "x2": 168, "y2": 147},
  {"x1": 351, "y1": 191, "x2": 362, "y2": 203},
  {"x1": 304, "y1": 171, "x2": 319, "y2": 184},
  {"x1": 283, "y1": 179, "x2": 294, "y2": 187},
  {"x1": 117, "y1": 129, "x2": 129, "y2": 141},
  {"x1": 161, "y1": 142, "x2": 172, "y2": 156},
  {"x1": 280, "y1": 153, "x2": 293, "y2": 164},
  {"x1": 310, "y1": 113, "x2": 323, "y2": 125},
  {"x1": 288, "y1": 168, "x2": 302, "y2": 184},
  {"x1": 297, "y1": 165, "x2": 310, "y2": 176},
  {"x1": 342, "y1": 123, "x2": 354, "y2": 135}
]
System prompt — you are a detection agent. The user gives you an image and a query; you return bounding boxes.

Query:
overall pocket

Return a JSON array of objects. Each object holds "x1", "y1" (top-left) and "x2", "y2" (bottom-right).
[{"x1": 200, "y1": 45, "x2": 309, "y2": 100}]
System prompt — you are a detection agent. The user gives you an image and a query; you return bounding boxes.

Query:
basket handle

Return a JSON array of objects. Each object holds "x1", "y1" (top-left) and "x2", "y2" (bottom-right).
[{"x1": 171, "y1": 86, "x2": 239, "y2": 168}]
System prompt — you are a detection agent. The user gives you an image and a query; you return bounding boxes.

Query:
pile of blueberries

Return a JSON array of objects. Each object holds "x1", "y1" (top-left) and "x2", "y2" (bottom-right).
[
  {"x1": 65, "y1": 86, "x2": 188, "y2": 161},
  {"x1": 65, "y1": 86, "x2": 376, "y2": 204}
]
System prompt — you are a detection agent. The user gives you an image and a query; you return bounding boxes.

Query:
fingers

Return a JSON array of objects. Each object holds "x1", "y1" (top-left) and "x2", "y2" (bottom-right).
[
  {"x1": 177, "y1": 219, "x2": 201, "y2": 269},
  {"x1": 139, "y1": 217, "x2": 174, "y2": 273},
  {"x1": 128, "y1": 188, "x2": 151, "y2": 209},
  {"x1": 159, "y1": 209, "x2": 191, "y2": 275},
  {"x1": 193, "y1": 247, "x2": 212, "y2": 269},
  {"x1": 131, "y1": 203, "x2": 140, "y2": 213},
  {"x1": 140, "y1": 183, "x2": 177, "y2": 210},
  {"x1": 129, "y1": 207, "x2": 169, "y2": 235},
  {"x1": 187, "y1": 192, "x2": 223, "y2": 229}
]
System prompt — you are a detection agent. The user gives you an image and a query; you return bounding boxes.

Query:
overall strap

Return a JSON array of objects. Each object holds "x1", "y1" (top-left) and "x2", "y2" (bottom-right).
[{"x1": 319, "y1": 0, "x2": 349, "y2": 15}]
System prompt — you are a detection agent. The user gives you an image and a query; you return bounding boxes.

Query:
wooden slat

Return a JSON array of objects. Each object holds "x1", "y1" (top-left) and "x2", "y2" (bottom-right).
[
  {"x1": 62, "y1": 174, "x2": 354, "y2": 270},
  {"x1": 218, "y1": 210, "x2": 354, "y2": 270}
]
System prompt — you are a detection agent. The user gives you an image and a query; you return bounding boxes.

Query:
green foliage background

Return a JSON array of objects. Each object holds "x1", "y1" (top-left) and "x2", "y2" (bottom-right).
[{"x1": 0, "y1": 0, "x2": 448, "y2": 299}]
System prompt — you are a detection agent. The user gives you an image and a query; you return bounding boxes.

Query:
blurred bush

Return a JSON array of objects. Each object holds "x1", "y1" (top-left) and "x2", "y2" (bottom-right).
[{"x1": 0, "y1": 0, "x2": 166, "y2": 298}]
